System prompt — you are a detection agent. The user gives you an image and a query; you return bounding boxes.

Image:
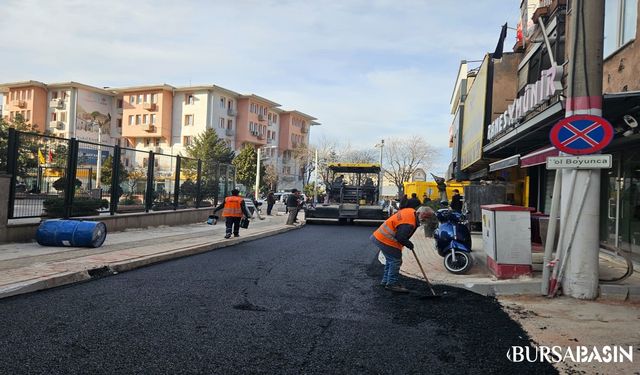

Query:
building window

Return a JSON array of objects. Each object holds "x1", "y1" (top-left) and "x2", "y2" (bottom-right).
[
  {"x1": 220, "y1": 97, "x2": 226, "y2": 108},
  {"x1": 130, "y1": 95, "x2": 135, "y2": 104},
  {"x1": 227, "y1": 119, "x2": 233, "y2": 129},
  {"x1": 117, "y1": 119, "x2": 122, "y2": 128},
  {"x1": 154, "y1": 138, "x2": 160, "y2": 146},
  {"x1": 143, "y1": 114, "x2": 148, "y2": 124},
  {"x1": 186, "y1": 94, "x2": 194, "y2": 105},
  {"x1": 145, "y1": 138, "x2": 151, "y2": 146},
  {"x1": 129, "y1": 115, "x2": 134, "y2": 125},
  {"x1": 60, "y1": 112, "x2": 67, "y2": 122},
  {"x1": 151, "y1": 93, "x2": 157, "y2": 103},
  {"x1": 136, "y1": 115, "x2": 141, "y2": 125},
  {"x1": 25, "y1": 110, "x2": 31, "y2": 121},
  {"x1": 183, "y1": 136, "x2": 193, "y2": 146},
  {"x1": 604, "y1": 0, "x2": 638, "y2": 57},
  {"x1": 137, "y1": 94, "x2": 143, "y2": 104},
  {"x1": 150, "y1": 114, "x2": 156, "y2": 124},
  {"x1": 219, "y1": 117, "x2": 225, "y2": 128},
  {"x1": 117, "y1": 99, "x2": 123, "y2": 108},
  {"x1": 185, "y1": 114, "x2": 194, "y2": 125}
]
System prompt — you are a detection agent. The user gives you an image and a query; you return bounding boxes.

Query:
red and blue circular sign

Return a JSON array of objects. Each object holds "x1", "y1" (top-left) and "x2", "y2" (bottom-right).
[{"x1": 550, "y1": 115, "x2": 614, "y2": 155}]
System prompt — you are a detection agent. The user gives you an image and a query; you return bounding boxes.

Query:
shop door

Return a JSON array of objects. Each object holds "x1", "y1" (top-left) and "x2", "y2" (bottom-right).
[
  {"x1": 605, "y1": 157, "x2": 621, "y2": 247},
  {"x1": 605, "y1": 151, "x2": 640, "y2": 260},
  {"x1": 619, "y1": 151, "x2": 640, "y2": 258}
]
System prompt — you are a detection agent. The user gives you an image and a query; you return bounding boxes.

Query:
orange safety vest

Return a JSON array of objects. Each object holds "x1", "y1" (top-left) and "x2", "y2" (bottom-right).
[
  {"x1": 373, "y1": 208, "x2": 417, "y2": 250},
  {"x1": 223, "y1": 196, "x2": 244, "y2": 217}
]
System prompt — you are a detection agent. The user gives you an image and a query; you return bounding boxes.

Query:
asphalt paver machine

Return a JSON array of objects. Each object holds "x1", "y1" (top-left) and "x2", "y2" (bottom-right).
[{"x1": 305, "y1": 163, "x2": 388, "y2": 223}]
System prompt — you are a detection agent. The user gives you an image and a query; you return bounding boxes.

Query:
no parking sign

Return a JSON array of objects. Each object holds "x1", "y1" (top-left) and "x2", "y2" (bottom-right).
[{"x1": 549, "y1": 115, "x2": 614, "y2": 155}]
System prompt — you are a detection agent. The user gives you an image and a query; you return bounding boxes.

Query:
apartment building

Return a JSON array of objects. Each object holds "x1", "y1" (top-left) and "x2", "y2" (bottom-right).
[
  {"x1": 277, "y1": 110, "x2": 317, "y2": 190},
  {"x1": 1, "y1": 80, "x2": 318, "y2": 192},
  {"x1": 0, "y1": 81, "x2": 120, "y2": 145},
  {"x1": 171, "y1": 85, "x2": 240, "y2": 156}
]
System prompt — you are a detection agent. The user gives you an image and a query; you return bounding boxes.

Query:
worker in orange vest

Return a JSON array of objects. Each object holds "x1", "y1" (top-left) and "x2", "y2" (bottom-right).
[
  {"x1": 371, "y1": 205, "x2": 433, "y2": 293},
  {"x1": 213, "y1": 189, "x2": 252, "y2": 239}
]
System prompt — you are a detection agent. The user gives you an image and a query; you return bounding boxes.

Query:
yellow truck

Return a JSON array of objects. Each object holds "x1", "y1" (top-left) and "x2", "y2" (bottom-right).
[{"x1": 403, "y1": 181, "x2": 470, "y2": 202}]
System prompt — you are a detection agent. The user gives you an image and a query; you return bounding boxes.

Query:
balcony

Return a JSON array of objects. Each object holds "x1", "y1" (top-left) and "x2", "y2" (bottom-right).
[
  {"x1": 282, "y1": 176, "x2": 295, "y2": 182},
  {"x1": 144, "y1": 125, "x2": 156, "y2": 133},
  {"x1": 50, "y1": 120, "x2": 64, "y2": 130},
  {"x1": 258, "y1": 114, "x2": 266, "y2": 122},
  {"x1": 143, "y1": 102, "x2": 156, "y2": 111},
  {"x1": 227, "y1": 108, "x2": 237, "y2": 116},
  {"x1": 301, "y1": 125, "x2": 308, "y2": 133},
  {"x1": 225, "y1": 128, "x2": 234, "y2": 136},
  {"x1": 49, "y1": 99, "x2": 64, "y2": 109},
  {"x1": 12, "y1": 100, "x2": 26, "y2": 108}
]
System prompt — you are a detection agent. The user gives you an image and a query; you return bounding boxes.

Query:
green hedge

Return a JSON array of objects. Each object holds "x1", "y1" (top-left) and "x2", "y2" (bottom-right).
[{"x1": 43, "y1": 197, "x2": 109, "y2": 218}]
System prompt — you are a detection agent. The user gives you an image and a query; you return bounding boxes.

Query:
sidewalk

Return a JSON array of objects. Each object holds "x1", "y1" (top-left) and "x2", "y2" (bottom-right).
[
  {"x1": 0, "y1": 213, "x2": 302, "y2": 300},
  {"x1": 402, "y1": 231, "x2": 640, "y2": 300}
]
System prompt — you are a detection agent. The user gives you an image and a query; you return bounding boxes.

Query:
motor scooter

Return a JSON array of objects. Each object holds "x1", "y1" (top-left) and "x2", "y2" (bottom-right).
[{"x1": 433, "y1": 205, "x2": 473, "y2": 274}]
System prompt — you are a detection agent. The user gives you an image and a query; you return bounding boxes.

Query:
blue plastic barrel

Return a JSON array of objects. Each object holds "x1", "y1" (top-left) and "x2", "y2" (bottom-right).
[{"x1": 36, "y1": 220, "x2": 108, "y2": 248}]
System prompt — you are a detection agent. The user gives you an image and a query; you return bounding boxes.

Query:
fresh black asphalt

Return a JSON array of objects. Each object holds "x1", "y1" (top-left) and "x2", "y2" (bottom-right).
[{"x1": 0, "y1": 223, "x2": 557, "y2": 374}]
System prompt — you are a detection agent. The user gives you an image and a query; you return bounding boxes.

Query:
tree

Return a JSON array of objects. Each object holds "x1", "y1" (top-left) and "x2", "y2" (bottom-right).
[
  {"x1": 0, "y1": 114, "x2": 39, "y2": 177},
  {"x1": 263, "y1": 164, "x2": 279, "y2": 192},
  {"x1": 185, "y1": 129, "x2": 234, "y2": 164},
  {"x1": 232, "y1": 145, "x2": 265, "y2": 191},
  {"x1": 383, "y1": 136, "x2": 437, "y2": 197},
  {"x1": 100, "y1": 155, "x2": 129, "y2": 186},
  {"x1": 292, "y1": 144, "x2": 316, "y2": 185}
]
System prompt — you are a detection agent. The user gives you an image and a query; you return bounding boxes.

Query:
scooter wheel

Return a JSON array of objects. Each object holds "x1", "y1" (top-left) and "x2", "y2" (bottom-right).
[{"x1": 443, "y1": 251, "x2": 473, "y2": 274}]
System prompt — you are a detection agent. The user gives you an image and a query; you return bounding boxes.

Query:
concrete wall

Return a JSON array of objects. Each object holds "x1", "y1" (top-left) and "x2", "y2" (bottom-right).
[{"x1": 1, "y1": 208, "x2": 215, "y2": 244}]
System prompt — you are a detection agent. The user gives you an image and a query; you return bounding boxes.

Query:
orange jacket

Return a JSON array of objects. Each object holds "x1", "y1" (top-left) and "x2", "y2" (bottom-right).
[
  {"x1": 223, "y1": 196, "x2": 244, "y2": 217},
  {"x1": 372, "y1": 208, "x2": 417, "y2": 250}
]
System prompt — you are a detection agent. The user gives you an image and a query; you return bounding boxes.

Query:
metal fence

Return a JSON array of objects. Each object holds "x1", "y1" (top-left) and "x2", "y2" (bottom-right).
[{"x1": 4, "y1": 128, "x2": 235, "y2": 219}]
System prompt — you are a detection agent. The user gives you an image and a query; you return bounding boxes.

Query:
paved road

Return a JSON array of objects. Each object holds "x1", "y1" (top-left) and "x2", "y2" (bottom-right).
[{"x1": 0, "y1": 224, "x2": 556, "y2": 374}]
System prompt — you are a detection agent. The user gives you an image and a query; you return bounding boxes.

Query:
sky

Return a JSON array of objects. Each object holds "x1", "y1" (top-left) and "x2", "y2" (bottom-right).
[{"x1": 1, "y1": 0, "x2": 519, "y2": 176}]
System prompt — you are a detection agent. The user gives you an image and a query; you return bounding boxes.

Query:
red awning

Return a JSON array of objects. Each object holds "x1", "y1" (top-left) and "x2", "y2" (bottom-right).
[{"x1": 520, "y1": 146, "x2": 559, "y2": 167}]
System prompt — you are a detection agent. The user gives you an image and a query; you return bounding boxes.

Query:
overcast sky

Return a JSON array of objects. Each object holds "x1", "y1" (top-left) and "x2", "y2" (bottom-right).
[{"x1": 2, "y1": 0, "x2": 519, "y2": 175}]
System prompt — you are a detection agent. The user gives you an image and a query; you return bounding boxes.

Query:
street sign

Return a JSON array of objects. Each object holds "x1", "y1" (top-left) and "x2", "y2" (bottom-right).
[
  {"x1": 549, "y1": 115, "x2": 614, "y2": 155},
  {"x1": 546, "y1": 154, "x2": 612, "y2": 169}
]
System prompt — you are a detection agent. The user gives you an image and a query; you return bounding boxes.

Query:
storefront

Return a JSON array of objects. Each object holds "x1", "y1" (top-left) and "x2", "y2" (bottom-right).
[{"x1": 599, "y1": 92, "x2": 640, "y2": 261}]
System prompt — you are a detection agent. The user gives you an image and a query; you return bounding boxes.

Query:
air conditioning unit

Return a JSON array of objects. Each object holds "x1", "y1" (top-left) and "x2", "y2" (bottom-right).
[
  {"x1": 49, "y1": 99, "x2": 64, "y2": 109},
  {"x1": 56, "y1": 121, "x2": 65, "y2": 130},
  {"x1": 145, "y1": 125, "x2": 156, "y2": 132},
  {"x1": 258, "y1": 114, "x2": 266, "y2": 121},
  {"x1": 143, "y1": 102, "x2": 156, "y2": 111},
  {"x1": 12, "y1": 100, "x2": 27, "y2": 108}
]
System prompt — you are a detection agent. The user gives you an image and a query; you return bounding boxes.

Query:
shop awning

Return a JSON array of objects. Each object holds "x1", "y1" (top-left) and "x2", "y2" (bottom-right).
[
  {"x1": 489, "y1": 154, "x2": 520, "y2": 172},
  {"x1": 520, "y1": 146, "x2": 559, "y2": 167}
]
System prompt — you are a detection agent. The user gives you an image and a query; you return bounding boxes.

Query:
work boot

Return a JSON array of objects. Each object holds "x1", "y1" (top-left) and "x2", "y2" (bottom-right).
[
  {"x1": 385, "y1": 284, "x2": 410, "y2": 293},
  {"x1": 224, "y1": 234, "x2": 231, "y2": 239},
  {"x1": 234, "y1": 234, "x2": 240, "y2": 237}
]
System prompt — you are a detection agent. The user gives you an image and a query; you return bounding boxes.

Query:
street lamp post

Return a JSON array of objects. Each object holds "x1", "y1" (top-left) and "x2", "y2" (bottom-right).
[{"x1": 375, "y1": 139, "x2": 384, "y2": 200}]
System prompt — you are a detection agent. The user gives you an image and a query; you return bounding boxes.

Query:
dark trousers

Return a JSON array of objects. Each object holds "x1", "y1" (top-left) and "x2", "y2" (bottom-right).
[
  {"x1": 267, "y1": 203, "x2": 274, "y2": 215},
  {"x1": 225, "y1": 217, "x2": 241, "y2": 235}
]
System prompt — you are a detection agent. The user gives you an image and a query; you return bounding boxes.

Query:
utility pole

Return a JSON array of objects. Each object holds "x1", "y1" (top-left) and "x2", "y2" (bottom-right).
[{"x1": 561, "y1": 0, "x2": 604, "y2": 299}]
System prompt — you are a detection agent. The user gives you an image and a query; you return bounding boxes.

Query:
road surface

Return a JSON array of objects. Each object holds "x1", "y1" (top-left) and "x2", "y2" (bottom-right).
[{"x1": 0, "y1": 223, "x2": 556, "y2": 374}]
